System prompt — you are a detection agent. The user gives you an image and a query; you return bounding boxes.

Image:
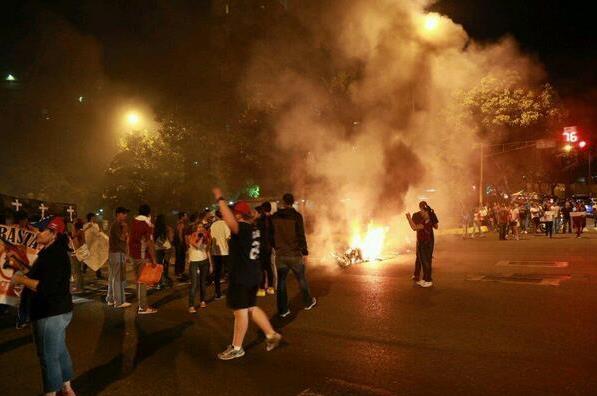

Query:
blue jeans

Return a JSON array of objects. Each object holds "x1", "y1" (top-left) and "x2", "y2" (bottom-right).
[
  {"x1": 276, "y1": 256, "x2": 313, "y2": 314},
  {"x1": 107, "y1": 252, "x2": 127, "y2": 305},
  {"x1": 33, "y1": 312, "x2": 74, "y2": 393}
]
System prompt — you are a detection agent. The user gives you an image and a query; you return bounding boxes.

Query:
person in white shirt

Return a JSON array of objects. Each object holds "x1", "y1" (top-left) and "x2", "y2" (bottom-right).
[
  {"x1": 210, "y1": 211, "x2": 231, "y2": 299},
  {"x1": 510, "y1": 204, "x2": 520, "y2": 240},
  {"x1": 543, "y1": 207, "x2": 555, "y2": 238},
  {"x1": 186, "y1": 219, "x2": 212, "y2": 313}
]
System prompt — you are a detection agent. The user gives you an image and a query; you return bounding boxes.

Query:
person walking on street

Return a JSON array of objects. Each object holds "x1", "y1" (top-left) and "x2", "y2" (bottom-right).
[
  {"x1": 212, "y1": 188, "x2": 282, "y2": 360},
  {"x1": 106, "y1": 207, "x2": 131, "y2": 308},
  {"x1": 472, "y1": 207, "x2": 483, "y2": 238},
  {"x1": 510, "y1": 203, "x2": 520, "y2": 240},
  {"x1": 129, "y1": 204, "x2": 158, "y2": 314},
  {"x1": 530, "y1": 203, "x2": 541, "y2": 233},
  {"x1": 210, "y1": 210, "x2": 231, "y2": 299},
  {"x1": 174, "y1": 212, "x2": 189, "y2": 282},
  {"x1": 272, "y1": 193, "x2": 317, "y2": 318},
  {"x1": 8, "y1": 217, "x2": 77, "y2": 396},
  {"x1": 543, "y1": 206, "x2": 555, "y2": 238},
  {"x1": 256, "y1": 201, "x2": 275, "y2": 296},
  {"x1": 572, "y1": 202, "x2": 586, "y2": 238},
  {"x1": 497, "y1": 204, "x2": 510, "y2": 240},
  {"x1": 562, "y1": 201, "x2": 572, "y2": 233},
  {"x1": 187, "y1": 218, "x2": 212, "y2": 313}
]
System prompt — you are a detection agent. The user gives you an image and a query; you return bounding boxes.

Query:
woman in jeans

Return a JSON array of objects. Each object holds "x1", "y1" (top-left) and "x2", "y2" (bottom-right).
[
  {"x1": 9, "y1": 216, "x2": 75, "y2": 396},
  {"x1": 186, "y1": 219, "x2": 212, "y2": 313}
]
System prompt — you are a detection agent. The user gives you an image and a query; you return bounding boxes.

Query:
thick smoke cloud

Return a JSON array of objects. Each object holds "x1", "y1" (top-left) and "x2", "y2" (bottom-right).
[{"x1": 242, "y1": 0, "x2": 546, "y2": 254}]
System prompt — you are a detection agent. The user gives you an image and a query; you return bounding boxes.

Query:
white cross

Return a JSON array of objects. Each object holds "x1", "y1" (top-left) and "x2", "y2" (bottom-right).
[
  {"x1": 39, "y1": 203, "x2": 49, "y2": 218},
  {"x1": 11, "y1": 199, "x2": 22, "y2": 212},
  {"x1": 67, "y1": 206, "x2": 75, "y2": 222}
]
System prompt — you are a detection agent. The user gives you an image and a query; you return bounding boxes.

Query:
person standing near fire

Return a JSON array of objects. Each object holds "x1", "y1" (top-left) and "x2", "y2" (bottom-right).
[{"x1": 406, "y1": 201, "x2": 438, "y2": 288}]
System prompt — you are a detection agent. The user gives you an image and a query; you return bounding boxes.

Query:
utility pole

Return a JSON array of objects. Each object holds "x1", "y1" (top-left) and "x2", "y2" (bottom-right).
[
  {"x1": 588, "y1": 147, "x2": 592, "y2": 186},
  {"x1": 479, "y1": 143, "x2": 484, "y2": 206}
]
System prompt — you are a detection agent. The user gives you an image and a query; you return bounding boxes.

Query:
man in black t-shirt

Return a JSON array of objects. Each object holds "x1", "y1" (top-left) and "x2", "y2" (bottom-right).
[{"x1": 212, "y1": 187, "x2": 282, "y2": 361}]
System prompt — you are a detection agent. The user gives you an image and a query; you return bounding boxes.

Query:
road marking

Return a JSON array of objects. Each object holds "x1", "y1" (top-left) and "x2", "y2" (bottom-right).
[
  {"x1": 467, "y1": 273, "x2": 571, "y2": 286},
  {"x1": 496, "y1": 260, "x2": 569, "y2": 268},
  {"x1": 298, "y1": 378, "x2": 395, "y2": 396}
]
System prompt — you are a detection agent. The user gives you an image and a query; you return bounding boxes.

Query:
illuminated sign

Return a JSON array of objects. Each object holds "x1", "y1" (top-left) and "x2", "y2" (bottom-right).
[{"x1": 562, "y1": 126, "x2": 578, "y2": 143}]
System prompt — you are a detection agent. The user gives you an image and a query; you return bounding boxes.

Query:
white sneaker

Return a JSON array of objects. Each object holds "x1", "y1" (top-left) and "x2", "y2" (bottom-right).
[
  {"x1": 416, "y1": 280, "x2": 426, "y2": 287},
  {"x1": 304, "y1": 298, "x2": 317, "y2": 310},
  {"x1": 420, "y1": 281, "x2": 433, "y2": 288},
  {"x1": 116, "y1": 302, "x2": 132, "y2": 308}
]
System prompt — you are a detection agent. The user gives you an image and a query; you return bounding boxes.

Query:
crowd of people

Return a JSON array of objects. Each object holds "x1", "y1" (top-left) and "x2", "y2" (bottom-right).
[
  {"x1": 461, "y1": 198, "x2": 595, "y2": 240},
  {"x1": 2, "y1": 189, "x2": 317, "y2": 395}
]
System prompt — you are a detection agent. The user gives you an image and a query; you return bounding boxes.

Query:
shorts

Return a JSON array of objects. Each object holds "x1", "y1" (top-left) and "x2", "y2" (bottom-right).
[{"x1": 226, "y1": 284, "x2": 258, "y2": 310}]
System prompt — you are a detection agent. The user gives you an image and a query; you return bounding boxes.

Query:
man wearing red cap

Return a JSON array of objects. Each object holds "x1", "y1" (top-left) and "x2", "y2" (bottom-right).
[
  {"x1": 212, "y1": 188, "x2": 282, "y2": 360},
  {"x1": 9, "y1": 216, "x2": 77, "y2": 395}
]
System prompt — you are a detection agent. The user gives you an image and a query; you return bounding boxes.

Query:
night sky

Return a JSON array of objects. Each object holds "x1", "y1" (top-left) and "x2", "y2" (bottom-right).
[{"x1": 0, "y1": 0, "x2": 595, "y2": 203}]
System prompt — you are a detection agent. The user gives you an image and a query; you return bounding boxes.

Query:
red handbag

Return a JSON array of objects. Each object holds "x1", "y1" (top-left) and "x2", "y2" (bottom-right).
[{"x1": 138, "y1": 263, "x2": 163, "y2": 285}]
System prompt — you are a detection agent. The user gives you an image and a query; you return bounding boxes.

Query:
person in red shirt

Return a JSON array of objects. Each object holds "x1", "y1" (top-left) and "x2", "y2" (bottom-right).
[
  {"x1": 128, "y1": 204, "x2": 158, "y2": 314},
  {"x1": 497, "y1": 204, "x2": 511, "y2": 240}
]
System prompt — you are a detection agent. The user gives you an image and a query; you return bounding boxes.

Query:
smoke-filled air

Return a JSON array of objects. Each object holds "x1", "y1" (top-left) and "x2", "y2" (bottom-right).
[{"x1": 242, "y1": 0, "x2": 547, "y2": 258}]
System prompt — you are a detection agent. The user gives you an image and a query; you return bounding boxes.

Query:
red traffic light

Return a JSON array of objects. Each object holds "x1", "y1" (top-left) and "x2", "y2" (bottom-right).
[{"x1": 579, "y1": 141, "x2": 587, "y2": 148}]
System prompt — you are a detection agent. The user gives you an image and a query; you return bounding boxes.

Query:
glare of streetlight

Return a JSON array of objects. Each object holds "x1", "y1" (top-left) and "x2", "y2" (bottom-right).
[
  {"x1": 6, "y1": 74, "x2": 16, "y2": 81},
  {"x1": 563, "y1": 144, "x2": 573, "y2": 153},
  {"x1": 126, "y1": 111, "x2": 141, "y2": 126},
  {"x1": 423, "y1": 14, "x2": 440, "y2": 31}
]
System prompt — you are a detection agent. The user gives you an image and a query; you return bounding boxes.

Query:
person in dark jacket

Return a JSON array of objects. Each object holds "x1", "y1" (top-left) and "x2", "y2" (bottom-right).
[
  {"x1": 271, "y1": 193, "x2": 316, "y2": 317},
  {"x1": 256, "y1": 201, "x2": 275, "y2": 296},
  {"x1": 9, "y1": 216, "x2": 76, "y2": 396}
]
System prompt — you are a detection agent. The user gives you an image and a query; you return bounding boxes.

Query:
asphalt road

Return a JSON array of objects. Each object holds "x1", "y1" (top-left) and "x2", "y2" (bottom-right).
[{"x1": 1, "y1": 231, "x2": 596, "y2": 396}]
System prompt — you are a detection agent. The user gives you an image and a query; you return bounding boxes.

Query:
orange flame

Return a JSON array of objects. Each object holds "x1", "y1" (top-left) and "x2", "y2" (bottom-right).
[{"x1": 350, "y1": 222, "x2": 388, "y2": 261}]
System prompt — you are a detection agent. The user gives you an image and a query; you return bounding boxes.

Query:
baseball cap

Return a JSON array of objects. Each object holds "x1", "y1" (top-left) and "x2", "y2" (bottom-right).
[
  {"x1": 33, "y1": 216, "x2": 66, "y2": 234},
  {"x1": 115, "y1": 206, "x2": 130, "y2": 214},
  {"x1": 233, "y1": 201, "x2": 252, "y2": 216}
]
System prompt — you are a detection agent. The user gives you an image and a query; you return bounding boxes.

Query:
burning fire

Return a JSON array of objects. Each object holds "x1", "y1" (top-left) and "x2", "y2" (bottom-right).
[{"x1": 349, "y1": 222, "x2": 388, "y2": 261}]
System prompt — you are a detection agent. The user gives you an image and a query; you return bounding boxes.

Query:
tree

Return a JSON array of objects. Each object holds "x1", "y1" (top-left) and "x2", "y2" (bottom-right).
[
  {"x1": 103, "y1": 109, "x2": 278, "y2": 212},
  {"x1": 103, "y1": 130, "x2": 185, "y2": 213},
  {"x1": 446, "y1": 71, "x2": 568, "y2": 192},
  {"x1": 455, "y1": 71, "x2": 566, "y2": 142}
]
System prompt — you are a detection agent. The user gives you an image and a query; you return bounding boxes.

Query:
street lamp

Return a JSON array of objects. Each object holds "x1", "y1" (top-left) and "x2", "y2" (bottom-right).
[{"x1": 126, "y1": 111, "x2": 141, "y2": 126}]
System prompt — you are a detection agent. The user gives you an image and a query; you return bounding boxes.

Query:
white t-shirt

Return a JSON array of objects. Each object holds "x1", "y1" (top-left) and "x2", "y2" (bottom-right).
[
  {"x1": 188, "y1": 241, "x2": 208, "y2": 262},
  {"x1": 542, "y1": 211, "x2": 555, "y2": 222},
  {"x1": 210, "y1": 220, "x2": 231, "y2": 256}
]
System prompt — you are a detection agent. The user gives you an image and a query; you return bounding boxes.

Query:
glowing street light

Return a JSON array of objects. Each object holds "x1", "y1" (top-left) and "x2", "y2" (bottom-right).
[
  {"x1": 563, "y1": 144, "x2": 573, "y2": 153},
  {"x1": 126, "y1": 111, "x2": 141, "y2": 126},
  {"x1": 423, "y1": 14, "x2": 440, "y2": 31},
  {"x1": 5, "y1": 74, "x2": 16, "y2": 81}
]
